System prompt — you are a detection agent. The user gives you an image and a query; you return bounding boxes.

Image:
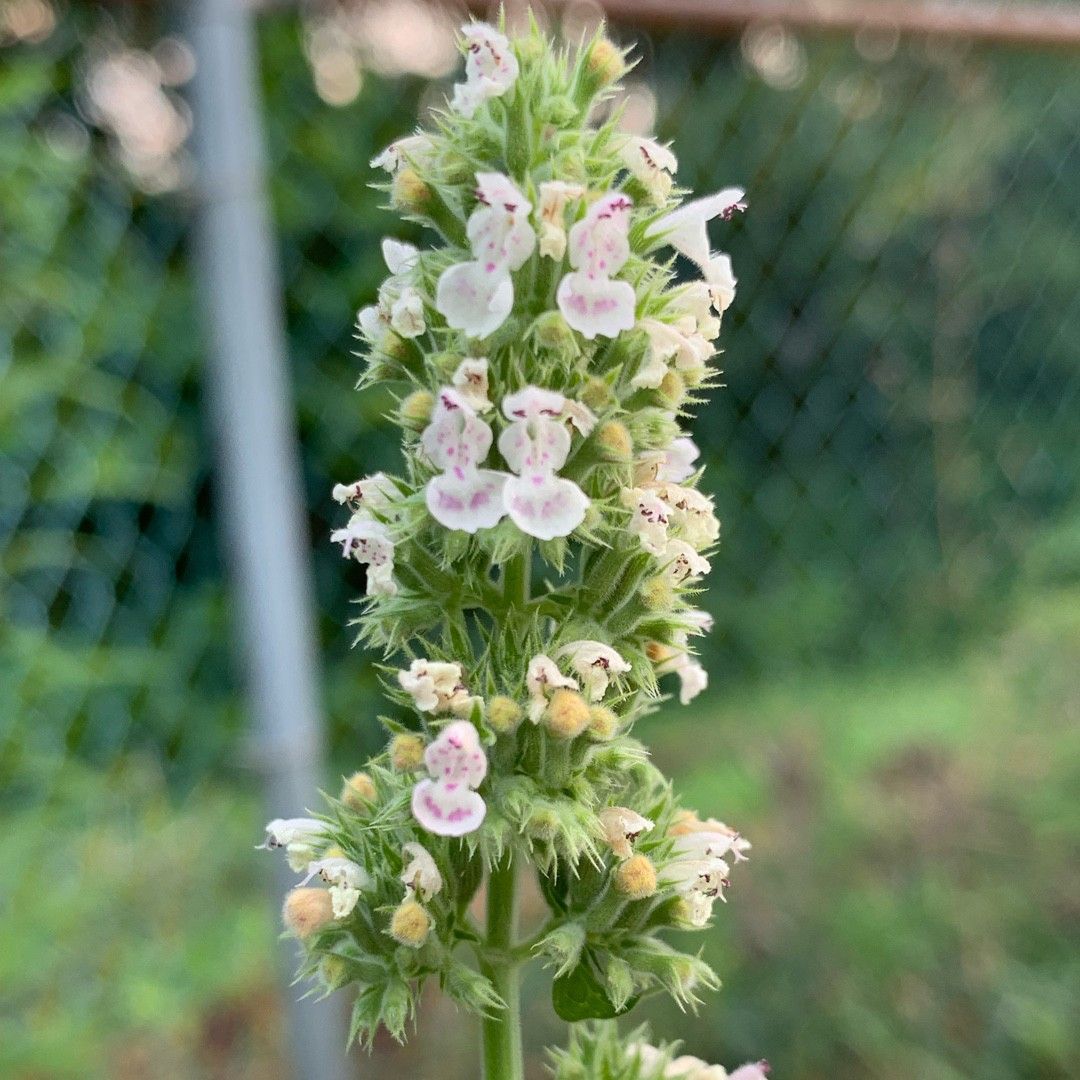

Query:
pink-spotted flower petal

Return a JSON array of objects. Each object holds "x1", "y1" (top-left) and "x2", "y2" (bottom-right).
[
  {"x1": 426, "y1": 468, "x2": 508, "y2": 533},
  {"x1": 423, "y1": 719, "x2": 487, "y2": 786},
  {"x1": 421, "y1": 388, "x2": 493, "y2": 472},
  {"x1": 567, "y1": 193, "x2": 634, "y2": 278},
  {"x1": 436, "y1": 262, "x2": 514, "y2": 339},
  {"x1": 504, "y1": 472, "x2": 589, "y2": 541},
  {"x1": 411, "y1": 779, "x2": 487, "y2": 837},
  {"x1": 556, "y1": 272, "x2": 636, "y2": 340}
]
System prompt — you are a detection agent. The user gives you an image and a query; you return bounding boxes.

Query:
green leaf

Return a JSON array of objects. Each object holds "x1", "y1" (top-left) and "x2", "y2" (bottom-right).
[{"x1": 552, "y1": 950, "x2": 639, "y2": 1022}]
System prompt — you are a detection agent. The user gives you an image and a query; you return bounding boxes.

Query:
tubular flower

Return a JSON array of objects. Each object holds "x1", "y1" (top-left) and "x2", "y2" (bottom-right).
[
  {"x1": 526, "y1": 653, "x2": 579, "y2": 723},
  {"x1": 670, "y1": 812, "x2": 751, "y2": 864},
  {"x1": 498, "y1": 386, "x2": 590, "y2": 540},
  {"x1": 450, "y1": 22, "x2": 519, "y2": 118},
  {"x1": 621, "y1": 487, "x2": 671, "y2": 556},
  {"x1": 645, "y1": 186, "x2": 746, "y2": 274},
  {"x1": 555, "y1": 640, "x2": 632, "y2": 701},
  {"x1": 654, "y1": 484, "x2": 721, "y2": 548},
  {"x1": 400, "y1": 842, "x2": 443, "y2": 900},
  {"x1": 656, "y1": 646, "x2": 709, "y2": 705},
  {"x1": 331, "y1": 471, "x2": 400, "y2": 511},
  {"x1": 632, "y1": 318, "x2": 714, "y2": 390},
  {"x1": 436, "y1": 173, "x2": 535, "y2": 338},
  {"x1": 370, "y1": 133, "x2": 434, "y2": 173},
  {"x1": 421, "y1": 388, "x2": 508, "y2": 533},
  {"x1": 300, "y1": 857, "x2": 370, "y2": 919},
  {"x1": 674, "y1": 280, "x2": 723, "y2": 340},
  {"x1": 330, "y1": 513, "x2": 397, "y2": 597},
  {"x1": 451, "y1": 357, "x2": 494, "y2": 413},
  {"x1": 397, "y1": 659, "x2": 476, "y2": 716},
  {"x1": 259, "y1": 817, "x2": 326, "y2": 873},
  {"x1": 556, "y1": 192, "x2": 636, "y2": 339},
  {"x1": 664, "y1": 539, "x2": 711, "y2": 583},
  {"x1": 411, "y1": 720, "x2": 488, "y2": 836},
  {"x1": 599, "y1": 806, "x2": 655, "y2": 859},
  {"x1": 537, "y1": 180, "x2": 585, "y2": 260},
  {"x1": 618, "y1": 135, "x2": 678, "y2": 205}
]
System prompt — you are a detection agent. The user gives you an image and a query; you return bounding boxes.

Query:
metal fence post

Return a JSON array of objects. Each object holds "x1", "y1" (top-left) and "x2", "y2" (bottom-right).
[{"x1": 188, "y1": 0, "x2": 349, "y2": 1076}]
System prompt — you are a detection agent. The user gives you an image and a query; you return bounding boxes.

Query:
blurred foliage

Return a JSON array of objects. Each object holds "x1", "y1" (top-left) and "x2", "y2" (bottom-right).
[
  {"x1": 2, "y1": 4, "x2": 1080, "y2": 1079},
  {"x1": 0, "y1": 756, "x2": 279, "y2": 1079}
]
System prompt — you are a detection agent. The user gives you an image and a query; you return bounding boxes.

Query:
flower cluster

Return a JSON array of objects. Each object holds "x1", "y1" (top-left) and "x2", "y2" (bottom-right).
[{"x1": 263, "y1": 18, "x2": 760, "y2": 1068}]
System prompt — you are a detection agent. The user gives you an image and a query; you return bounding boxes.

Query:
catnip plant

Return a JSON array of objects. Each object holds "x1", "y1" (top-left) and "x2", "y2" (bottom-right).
[{"x1": 261, "y1": 17, "x2": 767, "y2": 1080}]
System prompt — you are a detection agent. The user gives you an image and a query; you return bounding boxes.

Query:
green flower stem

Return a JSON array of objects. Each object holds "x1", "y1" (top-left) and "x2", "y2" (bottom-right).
[{"x1": 481, "y1": 855, "x2": 524, "y2": 1080}]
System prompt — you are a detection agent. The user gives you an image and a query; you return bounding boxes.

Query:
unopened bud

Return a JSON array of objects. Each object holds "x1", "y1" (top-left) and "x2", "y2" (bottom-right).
[
  {"x1": 399, "y1": 389, "x2": 433, "y2": 428},
  {"x1": 587, "y1": 704, "x2": 620, "y2": 741},
  {"x1": 488, "y1": 695, "x2": 523, "y2": 734},
  {"x1": 533, "y1": 310, "x2": 576, "y2": 352},
  {"x1": 319, "y1": 954, "x2": 349, "y2": 990},
  {"x1": 580, "y1": 377, "x2": 614, "y2": 411},
  {"x1": 658, "y1": 369, "x2": 686, "y2": 407},
  {"x1": 586, "y1": 37, "x2": 628, "y2": 89},
  {"x1": 341, "y1": 771, "x2": 376, "y2": 810},
  {"x1": 615, "y1": 854, "x2": 658, "y2": 900},
  {"x1": 595, "y1": 420, "x2": 633, "y2": 461},
  {"x1": 390, "y1": 733, "x2": 425, "y2": 771},
  {"x1": 391, "y1": 167, "x2": 431, "y2": 213},
  {"x1": 389, "y1": 898, "x2": 431, "y2": 948},
  {"x1": 544, "y1": 689, "x2": 591, "y2": 739},
  {"x1": 640, "y1": 574, "x2": 674, "y2": 611},
  {"x1": 526, "y1": 807, "x2": 561, "y2": 842},
  {"x1": 282, "y1": 887, "x2": 335, "y2": 940}
]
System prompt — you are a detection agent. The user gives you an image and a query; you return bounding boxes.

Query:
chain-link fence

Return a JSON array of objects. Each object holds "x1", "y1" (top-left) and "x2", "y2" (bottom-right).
[{"x1": 3, "y1": 1, "x2": 1079, "y2": 1077}]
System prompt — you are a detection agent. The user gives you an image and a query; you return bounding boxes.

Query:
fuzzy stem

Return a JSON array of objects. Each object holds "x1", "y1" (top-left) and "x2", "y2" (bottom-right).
[{"x1": 481, "y1": 855, "x2": 524, "y2": 1080}]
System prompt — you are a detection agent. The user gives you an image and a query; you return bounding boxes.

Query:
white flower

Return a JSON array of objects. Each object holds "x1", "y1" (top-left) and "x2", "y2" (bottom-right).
[
  {"x1": 400, "y1": 842, "x2": 443, "y2": 901},
  {"x1": 645, "y1": 186, "x2": 746, "y2": 268},
  {"x1": 728, "y1": 1063, "x2": 771, "y2": 1080},
  {"x1": 661, "y1": 437, "x2": 701, "y2": 483},
  {"x1": 674, "y1": 281, "x2": 722, "y2": 340},
  {"x1": 560, "y1": 398, "x2": 598, "y2": 438},
  {"x1": 619, "y1": 135, "x2": 677, "y2": 204},
  {"x1": 684, "y1": 607, "x2": 714, "y2": 635},
  {"x1": 451, "y1": 357, "x2": 493, "y2": 412},
  {"x1": 635, "y1": 318, "x2": 713, "y2": 386},
  {"x1": 627, "y1": 1044, "x2": 666, "y2": 1072},
  {"x1": 390, "y1": 286, "x2": 426, "y2": 338},
  {"x1": 621, "y1": 487, "x2": 671, "y2": 556},
  {"x1": 555, "y1": 640, "x2": 631, "y2": 701},
  {"x1": 525, "y1": 653, "x2": 578, "y2": 723},
  {"x1": 556, "y1": 192, "x2": 636, "y2": 339},
  {"x1": 663, "y1": 852, "x2": 732, "y2": 923},
  {"x1": 331, "y1": 472, "x2": 400, "y2": 512},
  {"x1": 599, "y1": 806, "x2": 654, "y2": 859},
  {"x1": 536, "y1": 180, "x2": 585, "y2": 260},
  {"x1": 421, "y1": 388, "x2": 508, "y2": 533},
  {"x1": 657, "y1": 651, "x2": 709, "y2": 704},
  {"x1": 450, "y1": 22, "x2": 519, "y2": 118},
  {"x1": 705, "y1": 253, "x2": 737, "y2": 312},
  {"x1": 655, "y1": 483, "x2": 720, "y2": 548},
  {"x1": 397, "y1": 659, "x2": 475, "y2": 716},
  {"x1": 356, "y1": 304, "x2": 387, "y2": 341},
  {"x1": 370, "y1": 133, "x2": 434, "y2": 173},
  {"x1": 664, "y1": 539, "x2": 711, "y2": 582},
  {"x1": 259, "y1": 817, "x2": 326, "y2": 872},
  {"x1": 381, "y1": 237, "x2": 419, "y2": 275},
  {"x1": 300, "y1": 857, "x2": 369, "y2": 919},
  {"x1": 498, "y1": 386, "x2": 590, "y2": 540},
  {"x1": 330, "y1": 514, "x2": 397, "y2": 597},
  {"x1": 436, "y1": 173, "x2": 534, "y2": 339},
  {"x1": 666, "y1": 1055, "x2": 729, "y2": 1079},
  {"x1": 670, "y1": 812, "x2": 751, "y2": 864},
  {"x1": 411, "y1": 720, "x2": 488, "y2": 836}
]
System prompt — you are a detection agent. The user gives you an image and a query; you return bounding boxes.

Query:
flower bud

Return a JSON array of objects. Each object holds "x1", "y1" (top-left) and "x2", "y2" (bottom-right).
[
  {"x1": 533, "y1": 310, "x2": 576, "y2": 352},
  {"x1": 595, "y1": 420, "x2": 633, "y2": 461},
  {"x1": 544, "y1": 688, "x2": 591, "y2": 739},
  {"x1": 586, "y1": 704, "x2": 619, "y2": 741},
  {"x1": 614, "y1": 854, "x2": 658, "y2": 900},
  {"x1": 586, "y1": 37, "x2": 628, "y2": 90},
  {"x1": 282, "y1": 887, "x2": 335, "y2": 940},
  {"x1": 390, "y1": 733, "x2": 425, "y2": 771},
  {"x1": 319, "y1": 954, "x2": 349, "y2": 990},
  {"x1": 391, "y1": 166, "x2": 431, "y2": 213},
  {"x1": 487, "y1": 695, "x2": 523, "y2": 734},
  {"x1": 389, "y1": 898, "x2": 431, "y2": 948},
  {"x1": 580, "y1": 377, "x2": 614, "y2": 411},
  {"x1": 341, "y1": 771, "x2": 377, "y2": 810},
  {"x1": 658, "y1": 369, "x2": 686, "y2": 408},
  {"x1": 645, "y1": 640, "x2": 677, "y2": 663},
  {"x1": 526, "y1": 806, "x2": 562, "y2": 841},
  {"x1": 639, "y1": 574, "x2": 674, "y2": 611},
  {"x1": 399, "y1": 389, "x2": 434, "y2": 429}
]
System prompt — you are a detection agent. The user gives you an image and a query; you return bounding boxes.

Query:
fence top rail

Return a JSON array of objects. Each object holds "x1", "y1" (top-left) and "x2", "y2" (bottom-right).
[{"x1": 443, "y1": 0, "x2": 1080, "y2": 49}]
